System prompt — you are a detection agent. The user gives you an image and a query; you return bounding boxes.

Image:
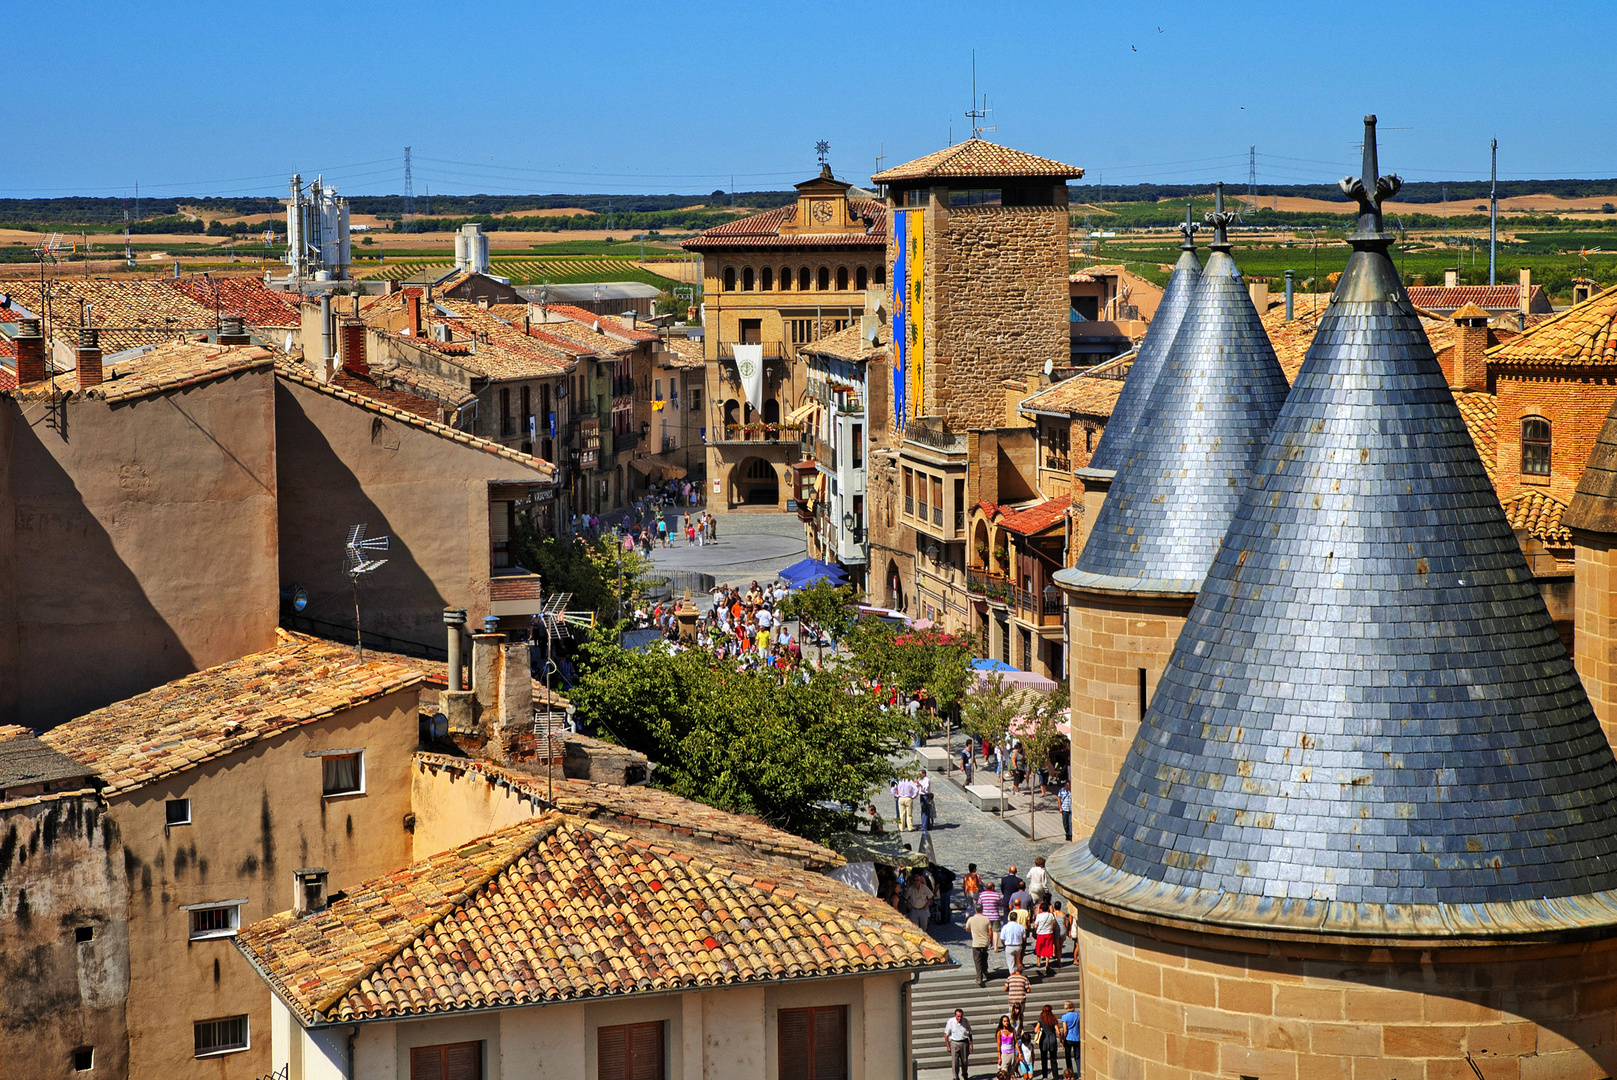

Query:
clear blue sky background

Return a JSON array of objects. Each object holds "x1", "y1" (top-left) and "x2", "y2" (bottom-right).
[{"x1": 5, "y1": 0, "x2": 1613, "y2": 199}]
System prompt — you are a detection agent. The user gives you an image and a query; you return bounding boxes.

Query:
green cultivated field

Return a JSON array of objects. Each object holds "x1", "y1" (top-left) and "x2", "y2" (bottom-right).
[{"x1": 364, "y1": 256, "x2": 683, "y2": 291}]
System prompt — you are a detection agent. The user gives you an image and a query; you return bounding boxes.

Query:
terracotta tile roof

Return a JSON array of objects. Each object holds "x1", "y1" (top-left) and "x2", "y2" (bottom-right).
[
  {"x1": 4, "y1": 339, "x2": 275, "y2": 403},
  {"x1": 872, "y1": 138, "x2": 1083, "y2": 182},
  {"x1": 371, "y1": 360, "x2": 477, "y2": 409},
  {"x1": 0, "y1": 734, "x2": 96, "y2": 797},
  {"x1": 661, "y1": 336, "x2": 705, "y2": 369},
  {"x1": 432, "y1": 301, "x2": 582, "y2": 376},
  {"x1": 1450, "y1": 301, "x2": 1491, "y2": 320},
  {"x1": 275, "y1": 362, "x2": 557, "y2": 478},
  {"x1": 0, "y1": 725, "x2": 33, "y2": 743},
  {"x1": 414, "y1": 753, "x2": 842, "y2": 870},
  {"x1": 682, "y1": 200, "x2": 887, "y2": 250},
  {"x1": 0, "y1": 366, "x2": 16, "y2": 392},
  {"x1": 991, "y1": 498, "x2": 1069, "y2": 536},
  {"x1": 39, "y1": 631, "x2": 423, "y2": 797},
  {"x1": 1486, "y1": 283, "x2": 1617, "y2": 368},
  {"x1": 1019, "y1": 373, "x2": 1125, "y2": 418},
  {"x1": 546, "y1": 306, "x2": 659, "y2": 344},
  {"x1": 170, "y1": 276, "x2": 300, "y2": 325},
  {"x1": 1505, "y1": 489, "x2": 1572, "y2": 546},
  {"x1": 1, "y1": 277, "x2": 216, "y2": 335},
  {"x1": 236, "y1": 813, "x2": 944, "y2": 1024},
  {"x1": 1406, "y1": 283, "x2": 1550, "y2": 315},
  {"x1": 1452, "y1": 391, "x2": 1499, "y2": 486},
  {"x1": 329, "y1": 367, "x2": 442, "y2": 421},
  {"x1": 802, "y1": 321, "x2": 885, "y2": 363}
]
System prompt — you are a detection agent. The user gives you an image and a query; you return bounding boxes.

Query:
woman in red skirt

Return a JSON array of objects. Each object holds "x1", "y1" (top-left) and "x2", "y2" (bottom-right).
[{"x1": 1032, "y1": 900, "x2": 1058, "y2": 976}]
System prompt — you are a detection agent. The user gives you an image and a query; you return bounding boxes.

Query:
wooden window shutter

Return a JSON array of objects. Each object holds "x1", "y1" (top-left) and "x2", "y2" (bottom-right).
[
  {"x1": 811, "y1": 1006, "x2": 847, "y2": 1080},
  {"x1": 411, "y1": 1042, "x2": 481, "y2": 1080},
  {"x1": 778, "y1": 1008, "x2": 812, "y2": 1080},
  {"x1": 598, "y1": 1026, "x2": 628, "y2": 1080},
  {"x1": 628, "y1": 1020, "x2": 663, "y2": 1080}
]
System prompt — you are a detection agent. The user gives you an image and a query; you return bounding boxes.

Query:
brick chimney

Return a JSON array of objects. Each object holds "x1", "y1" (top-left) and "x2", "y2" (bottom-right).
[
  {"x1": 406, "y1": 292, "x2": 422, "y2": 337},
  {"x1": 15, "y1": 317, "x2": 45, "y2": 385},
  {"x1": 75, "y1": 328, "x2": 103, "y2": 388},
  {"x1": 1450, "y1": 304, "x2": 1490, "y2": 392},
  {"x1": 339, "y1": 320, "x2": 366, "y2": 377}
]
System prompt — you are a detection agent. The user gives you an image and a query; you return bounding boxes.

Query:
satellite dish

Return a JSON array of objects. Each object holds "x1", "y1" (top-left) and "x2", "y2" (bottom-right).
[
  {"x1": 1043, "y1": 358, "x2": 1054, "y2": 376},
  {"x1": 865, "y1": 324, "x2": 881, "y2": 346}
]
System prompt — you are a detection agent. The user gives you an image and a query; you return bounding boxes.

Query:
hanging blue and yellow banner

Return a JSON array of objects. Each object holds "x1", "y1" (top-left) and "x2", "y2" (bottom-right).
[{"x1": 890, "y1": 209, "x2": 925, "y2": 430}]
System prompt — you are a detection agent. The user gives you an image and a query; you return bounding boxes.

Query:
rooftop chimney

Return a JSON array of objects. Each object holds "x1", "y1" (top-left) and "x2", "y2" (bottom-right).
[
  {"x1": 76, "y1": 328, "x2": 103, "y2": 388},
  {"x1": 622, "y1": 311, "x2": 638, "y2": 330},
  {"x1": 15, "y1": 317, "x2": 45, "y2": 385},
  {"x1": 219, "y1": 315, "x2": 250, "y2": 346},
  {"x1": 470, "y1": 626, "x2": 534, "y2": 764},
  {"x1": 340, "y1": 320, "x2": 366, "y2": 377},
  {"x1": 1520, "y1": 267, "x2": 1533, "y2": 314},
  {"x1": 1445, "y1": 269, "x2": 1459, "y2": 289},
  {"x1": 1284, "y1": 269, "x2": 1294, "y2": 321},
  {"x1": 1450, "y1": 306, "x2": 1490, "y2": 392},
  {"x1": 406, "y1": 293, "x2": 422, "y2": 338},
  {"x1": 292, "y1": 867, "x2": 329, "y2": 916}
]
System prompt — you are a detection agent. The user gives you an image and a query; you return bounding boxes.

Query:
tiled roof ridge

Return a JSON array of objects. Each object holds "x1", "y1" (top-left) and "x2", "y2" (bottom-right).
[
  {"x1": 681, "y1": 200, "x2": 887, "y2": 249},
  {"x1": 1486, "y1": 282, "x2": 1617, "y2": 366},
  {"x1": 310, "y1": 815, "x2": 563, "y2": 1016},
  {"x1": 871, "y1": 137, "x2": 1083, "y2": 182},
  {"x1": 543, "y1": 304, "x2": 659, "y2": 343},
  {"x1": 5, "y1": 344, "x2": 274, "y2": 404},
  {"x1": 274, "y1": 362, "x2": 555, "y2": 477},
  {"x1": 1505, "y1": 488, "x2": 1571, "y2": 545}
]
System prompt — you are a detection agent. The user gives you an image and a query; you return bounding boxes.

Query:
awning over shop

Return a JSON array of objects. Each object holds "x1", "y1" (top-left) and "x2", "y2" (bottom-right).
[{"x1": 785, "y1": 401, "x2": 818, "y2": 426}]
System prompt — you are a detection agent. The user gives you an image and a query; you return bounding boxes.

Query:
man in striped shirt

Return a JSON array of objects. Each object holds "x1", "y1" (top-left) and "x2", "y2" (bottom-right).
[{"x1": 978, "y1": 881, "x2": 1004, "y2": 928}]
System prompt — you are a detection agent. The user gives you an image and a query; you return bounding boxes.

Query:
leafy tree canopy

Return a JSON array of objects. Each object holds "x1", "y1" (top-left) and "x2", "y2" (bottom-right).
[{"x1": 843, "y1": 619, "x2": 974, "y2": 713}]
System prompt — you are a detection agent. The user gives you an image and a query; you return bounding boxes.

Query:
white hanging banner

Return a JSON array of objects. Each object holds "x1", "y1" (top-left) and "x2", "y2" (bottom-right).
[{"x1": 732, "y1": 343, "x2": 766, "y2": 417}]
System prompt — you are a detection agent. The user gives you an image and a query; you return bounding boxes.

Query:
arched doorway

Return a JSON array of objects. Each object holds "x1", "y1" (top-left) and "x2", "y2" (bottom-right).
[
  {"x1": 736, "y1": 458, "x2": 779, "y2": 505},
  {"x1": 885, "y1": 560, "x2": 906, "y2": 611}
]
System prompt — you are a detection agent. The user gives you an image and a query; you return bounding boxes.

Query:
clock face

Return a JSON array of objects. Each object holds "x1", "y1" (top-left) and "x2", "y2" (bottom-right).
[{"x1": 810, "y1": 199, "x2": 834, "y2": 225}]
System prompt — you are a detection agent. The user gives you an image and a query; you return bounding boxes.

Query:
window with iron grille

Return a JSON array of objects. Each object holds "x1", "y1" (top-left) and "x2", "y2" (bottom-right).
[
  {"x1": 598, "y1": 1021, "x2": 663, "y2": 1080},
  {"x1": 778, "y1": 1005, "x2": 847, "y2": 1080},
  {"x1": 1522, "y1": 417, "x2": 1551, "y2": 475},
  {"x1": 188, "y1": 904, "x2": 240, "y2": 940},
  {"x1": 193, "y1": 1016, "x2": 248, "y2": 1057}
]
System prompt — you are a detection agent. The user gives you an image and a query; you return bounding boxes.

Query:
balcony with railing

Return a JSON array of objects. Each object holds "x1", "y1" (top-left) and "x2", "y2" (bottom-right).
[
  {"x1": 724, "y1": 340, "x2": 788, "y2": 360},
  {"x1": 1008, "y1": 583, "x2": 1064, "y2": 627},
  {"x1": 903, "y1": 419, "x2": 968, "y2": 455},
  {"x1": 718, "y1": 422, "x2": 797, "y2": 444}
]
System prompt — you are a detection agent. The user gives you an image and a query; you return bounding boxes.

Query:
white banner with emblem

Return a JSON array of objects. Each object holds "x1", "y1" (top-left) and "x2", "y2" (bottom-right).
[{"x1": 732, "y1": 343, "x2": 766, "y2": 418}]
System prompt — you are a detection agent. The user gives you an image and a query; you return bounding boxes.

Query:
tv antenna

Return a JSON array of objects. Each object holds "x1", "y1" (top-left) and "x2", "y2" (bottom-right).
[
  {"x1": 532, "y1": 591, "x2": 594, "y2": 798},
  {"x1": 966, "y1": 50, "x2": 994, "y2": 137},
  {"x1": 344, "y1": 524, "x2": 390, "y2": 658}
]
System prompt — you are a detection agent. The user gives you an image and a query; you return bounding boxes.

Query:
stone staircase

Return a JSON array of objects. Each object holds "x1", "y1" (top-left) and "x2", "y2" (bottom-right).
[{"x1": 910, "y1": 959, "x2": 1081, "y2": 1076}]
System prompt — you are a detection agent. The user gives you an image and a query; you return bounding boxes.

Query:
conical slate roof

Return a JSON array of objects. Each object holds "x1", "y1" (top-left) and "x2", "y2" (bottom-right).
[
  {"x1": 1058, "y1": 187, "x2": 1290, "y2": 595},
  {"x1": 1084, "y1": 208, "x2": 1203, "y2": 475},
  {"x1": 1055, "y1": 118, "x2": 1617, "y2": 936}
]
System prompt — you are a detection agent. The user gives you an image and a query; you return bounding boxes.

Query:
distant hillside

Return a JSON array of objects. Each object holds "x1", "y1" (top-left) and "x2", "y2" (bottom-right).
[{"x1": 1067, "y1": 179, "x2": 1617, "y2": 204}]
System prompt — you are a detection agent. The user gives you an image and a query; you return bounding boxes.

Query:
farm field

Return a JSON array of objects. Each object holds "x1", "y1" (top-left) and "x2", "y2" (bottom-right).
[{"x1": 358, "y1": 255, "x2": 688, "y2": 290}]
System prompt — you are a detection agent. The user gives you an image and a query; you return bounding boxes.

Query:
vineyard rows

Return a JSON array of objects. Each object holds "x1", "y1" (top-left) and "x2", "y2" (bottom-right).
[{"x1": 362, "y1": 258, "x2": 679, "y2": 290}]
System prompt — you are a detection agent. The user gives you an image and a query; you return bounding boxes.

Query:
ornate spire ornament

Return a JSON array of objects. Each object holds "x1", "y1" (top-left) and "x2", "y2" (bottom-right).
[{"x1": 1203, "y1": 181, "x2": 1234, "y2": 251}]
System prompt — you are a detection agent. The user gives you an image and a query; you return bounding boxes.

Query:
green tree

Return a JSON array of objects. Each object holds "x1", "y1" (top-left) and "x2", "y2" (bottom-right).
[
  {"x1": 778, "y1": 581, "x2": 856, "y2": 664},
  {"x1": 511, "y1": 523, "x2": 652, "y2": 624},
  {"x1": 961, "y1": 672, "x2": 1020, "y2": 804},
  {"x1": 1018, "y1": 682, "x2": 1070, "y2": 840},
  {"x1": 567, "y1": 633, "x2": 912, "y2": 841},
  {"x1": 843, "y1": 620, "x2": 974, "y2": 714}
]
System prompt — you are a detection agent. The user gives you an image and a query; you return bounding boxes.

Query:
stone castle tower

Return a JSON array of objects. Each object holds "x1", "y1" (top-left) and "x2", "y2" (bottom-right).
[
  {"x1": 871, "y1": 138, "x2": 1083, "y2": 432},
  {"x1": 1055, "y1": 187, "x2": 1291, "y2": 836},
  {"x1": 1052, "y1": 117, "x2": 1617, "y2": 1080}
]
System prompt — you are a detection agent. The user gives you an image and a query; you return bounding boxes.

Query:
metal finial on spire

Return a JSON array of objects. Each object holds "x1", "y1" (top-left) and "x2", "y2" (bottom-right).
[
  {"x1": 1179, "y1": 203, "x2": 1199, "y2": 251},
  {"x1": 1340, "y1": 114, "x2": 1403, "y2": 244},
  {"x1": 1204, "y1": 183, "x2": 1234, "y2": 251}
]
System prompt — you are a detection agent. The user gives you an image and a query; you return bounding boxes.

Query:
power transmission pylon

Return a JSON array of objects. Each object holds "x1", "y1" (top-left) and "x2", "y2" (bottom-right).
[{"x1": 403, "y1": 147, "x2": 416, "y2": 234}]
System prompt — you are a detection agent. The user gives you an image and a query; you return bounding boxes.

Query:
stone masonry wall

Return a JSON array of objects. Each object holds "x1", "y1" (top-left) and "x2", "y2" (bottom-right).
[
  {"x1": 927, "y1": 206, "x2": 1069, "y2": 430},
  {"x1": 1066, "y1": 591, "x2": 1192, "y2": 838},
  {"x1": 1576, "y1": 534, "x2": 1617, "y2": 750},
  {"x1": 1073, "y1": 908, "x2": 1617, "y2": 1080}
]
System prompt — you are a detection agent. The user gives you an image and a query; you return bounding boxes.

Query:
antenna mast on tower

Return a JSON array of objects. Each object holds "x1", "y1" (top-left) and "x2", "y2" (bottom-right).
[{"x1": 965, "y1": 50, "x2": 994, "y2": 138}]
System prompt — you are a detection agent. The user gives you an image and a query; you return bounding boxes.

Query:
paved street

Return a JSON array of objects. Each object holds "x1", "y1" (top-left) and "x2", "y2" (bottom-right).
[{"x1": 645, "y1": 508, "x2": 807, "y2": 594}]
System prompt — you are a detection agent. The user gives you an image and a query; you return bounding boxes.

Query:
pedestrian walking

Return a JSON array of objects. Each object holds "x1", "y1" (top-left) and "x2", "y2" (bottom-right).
[
  {"x1": 932, "y1": 862, "x2": 956, "y2": 926},
  {"x1": 656, "y1": 516, "x2": 668, "y2": 547},
  {"x1": 1003, "y1": 968, "x2": 1031, "y2": 1027},
  {"x1": 1035, "y1": 1006, "x2": 1061, "y2": 1079},
  {"x1": 1033, "y1": 901, "x2": 1058, "y2": 976},
  {"x1": 942, "y1": 1009, "x2": 973, "y2": 1080},
  {"x1": 995, "y1": 1016, "x2": 1018, "y2": 1073},
  {"x1": 1000, "y1": 914, "x2": 1027, "y2": 975},
  {"x1": 960, "y1": 743, "x2": 974, "y2": 784},
  {"x1": 1058, "y1": 780, "x2": 1073, "y2": 842},
  {"x1": 904, "y1": 869, "x2": 934, "y2": 929},
  {"x1": 1060, "y1": 1001, "x2": 1080, "y2": 1075},
  {"x1": 1027, "y1": 856, "x2": 1050, "y2": 908},
  {"x1": 966, "y1": 902, "x2": 994, "y2": 987},
  {"x1": 962, "y1": 863, "x2": 983, "y2": 914},
  {"x1": 1001, "y1": 866, "x2": 1024, "y2": 900},
  {"x1": 894, "y1": 775, "x2": 918, "y2": 831},
  {"x1": 917, "y1": 769, "x2": 934, "y2": 831},
  {"x1": 978, "y1": 881, "x2": 1004, "y2": 931}
]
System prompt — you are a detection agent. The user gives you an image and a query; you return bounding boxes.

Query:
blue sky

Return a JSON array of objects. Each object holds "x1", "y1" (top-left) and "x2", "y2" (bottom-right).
[{"x1": 4, "y1": 0, "x2": 1613, "y2": 199}]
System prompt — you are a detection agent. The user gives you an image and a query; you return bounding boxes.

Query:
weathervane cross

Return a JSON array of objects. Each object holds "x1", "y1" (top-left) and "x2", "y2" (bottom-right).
[{"x1": 1340, "y1": 114, "x2": 1403, "y2": 240}]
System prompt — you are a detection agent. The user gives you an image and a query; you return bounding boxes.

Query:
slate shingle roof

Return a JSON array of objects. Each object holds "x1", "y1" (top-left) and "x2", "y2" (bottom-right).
[
  {"x1": 1056, "y1": 165, "x2": 1617, "y2": 936},
  {"x1": 1487, "y1": 283, "x2": 1617, "y2": 368},
  {"x1": 236, "y1": 814, "x2": 945, "y2": 1025},
  {"x1": 871, "y1": 138, "x2": 1083, "y2": 182},
  {"x1": 413, "y1": 753, "x2": 841, "y2": 870},
  {"x1": 1085, "y1": 241, "x2": 1201, "y2": 472},
  {"x1": 39, "y1": 631, "x2": 422, "y2": 796},
  {"x1": 1060, "y1": 239, "x2": 1290, "y2": 595}
]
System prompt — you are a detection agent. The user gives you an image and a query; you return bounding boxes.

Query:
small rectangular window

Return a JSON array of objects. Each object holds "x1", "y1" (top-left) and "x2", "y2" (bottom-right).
[
  {"x1": 73, "y1": 1047, "x2": 93, "y2": 1072},
  {"x1": 188, "y1": 904, "x2": 241, "y2": 940},
  {"x1": 1138, "y1": 668, "x2": 1149, "y2": 722},
  {"x1": 166, "y1": 798, "x2": 191, "y2": 826},
  {"x1": 410, "y1": 1041, "x2": 482, "y2": 1080},
  {"x1": 598, "y1": 1021, "x2": 664, "y2": 1080},
  {"x1": 75, "y1": 926, "x2": 94, "y2": 944},
  {"x1": 778, "y1": 1005, "x2": 847, "y2": 1080},
  {"x1": 194, "y1": 1015, "x2": 249, "y2": 1058},
  {"x1": 322, "y1": 753, "x2": 363, "y2": 797},
  {"x1": 852, "y1": 424, "x2": 863, "y2": 470}
]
